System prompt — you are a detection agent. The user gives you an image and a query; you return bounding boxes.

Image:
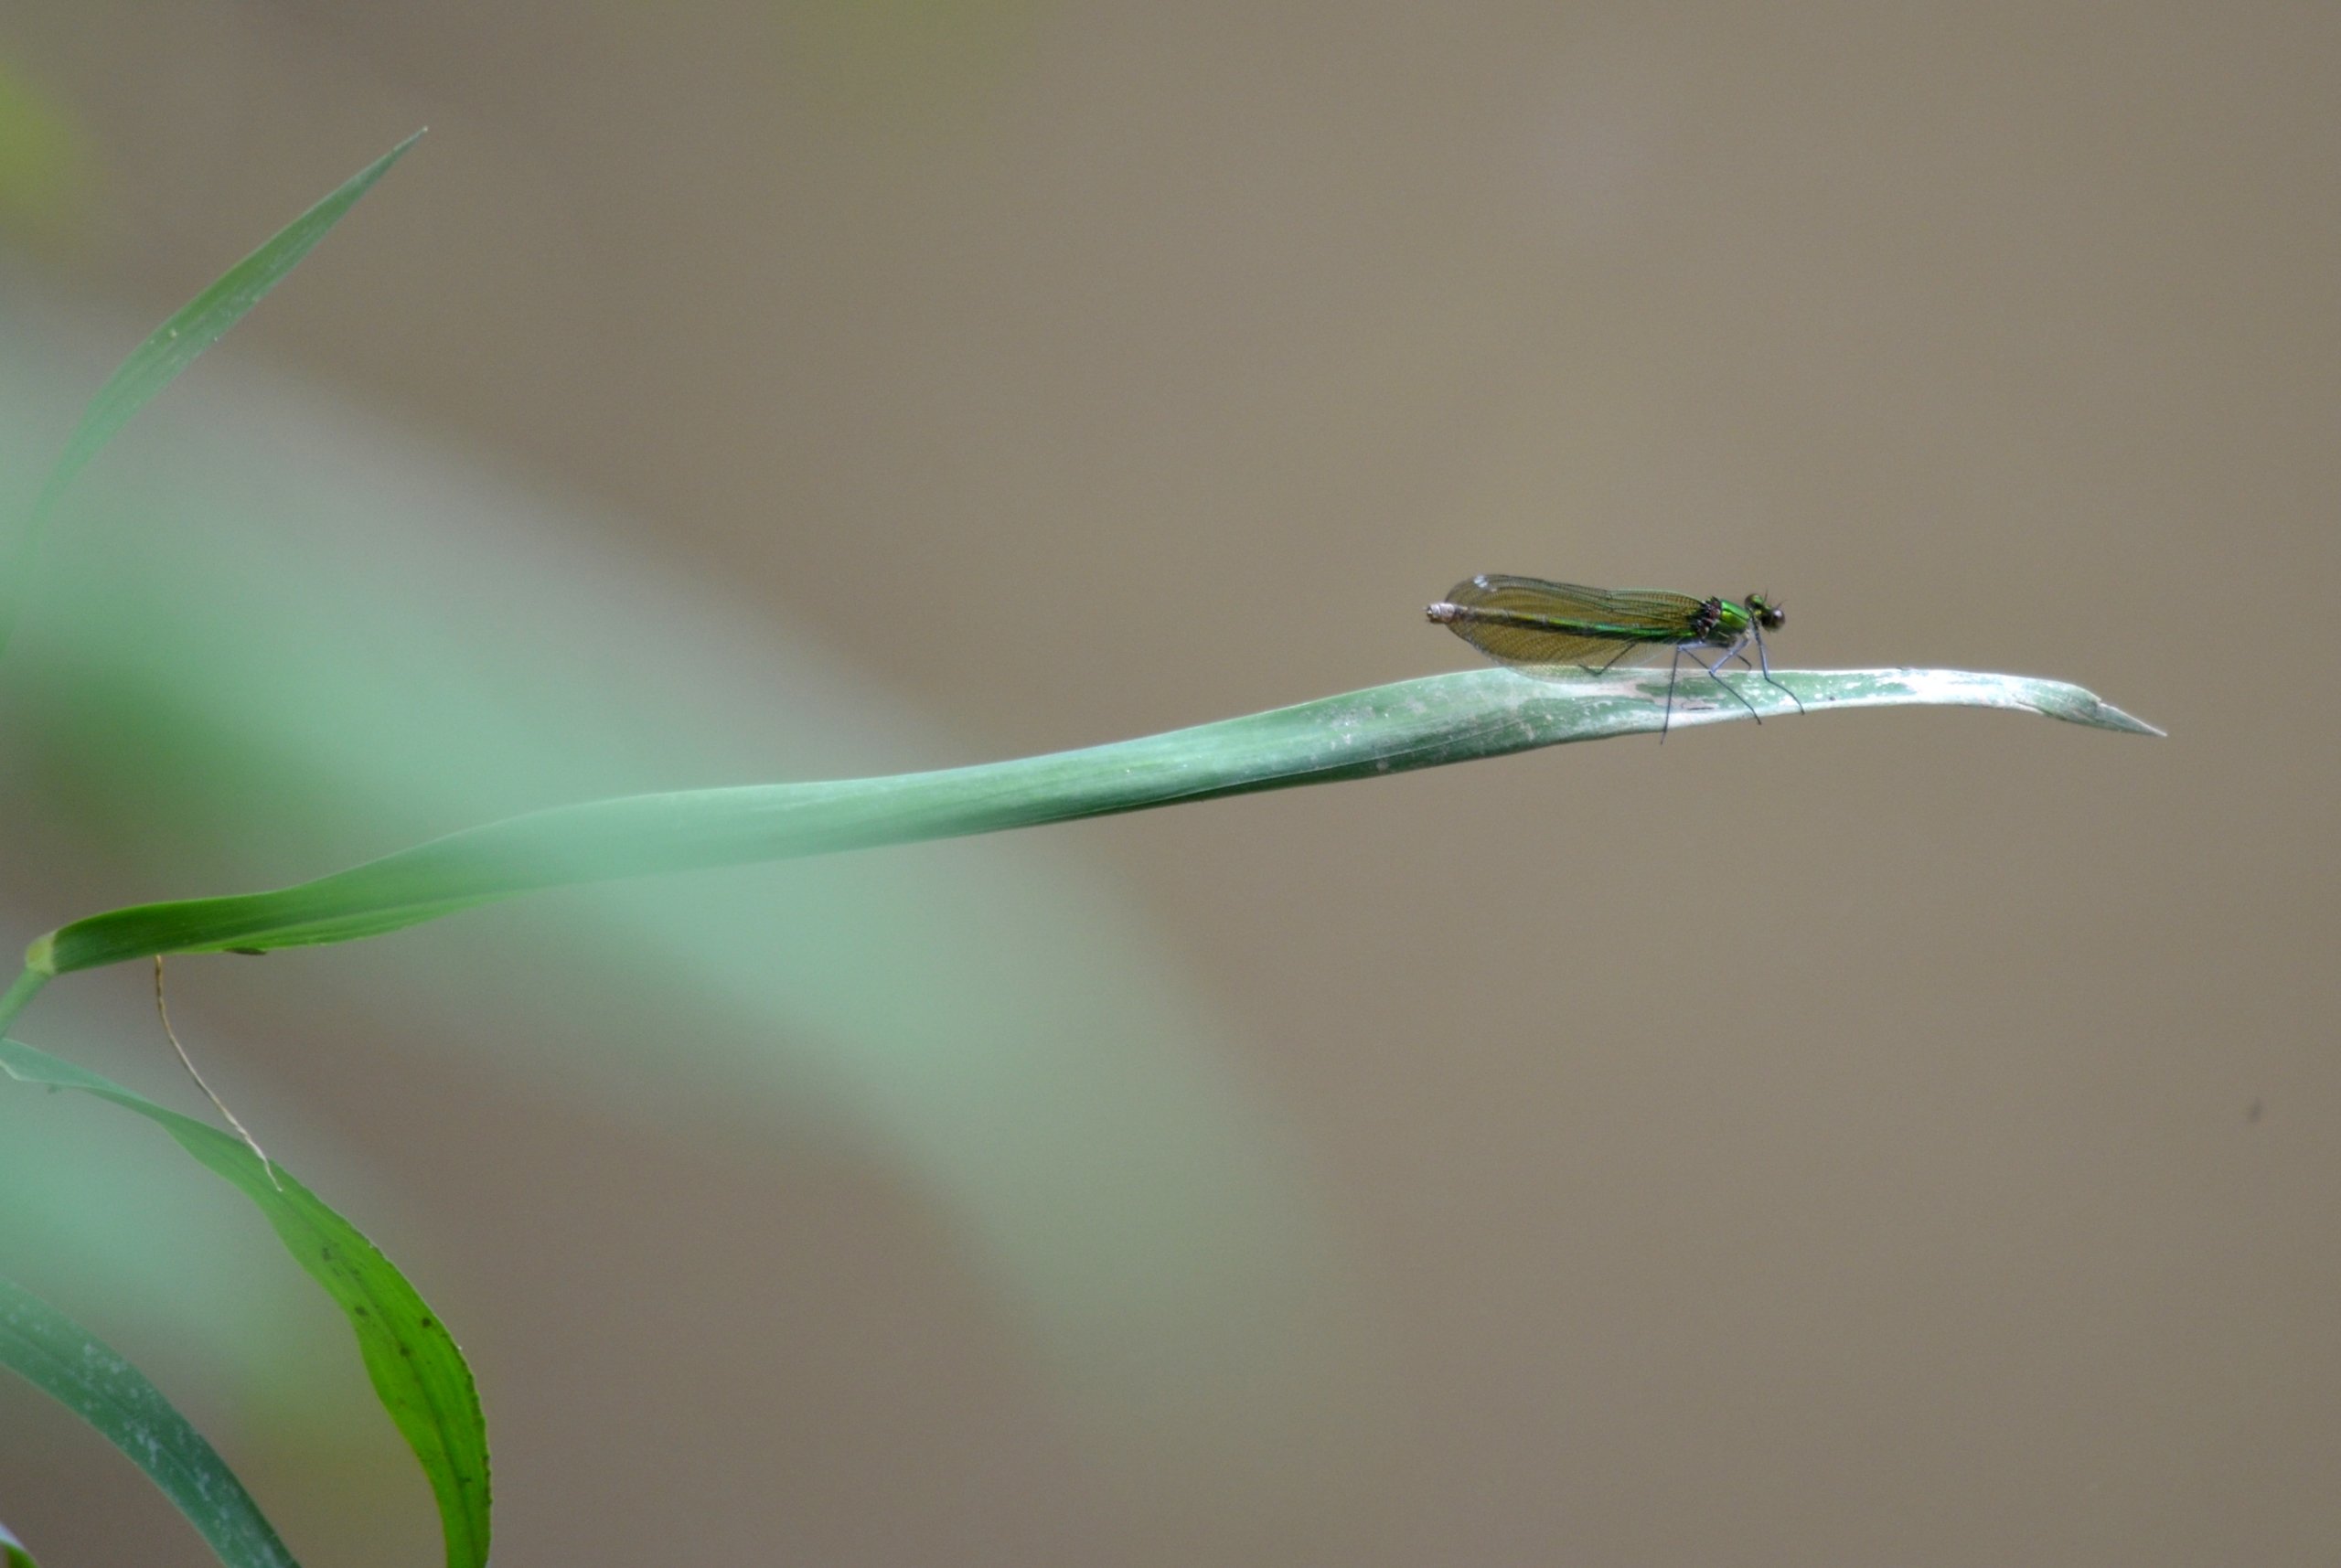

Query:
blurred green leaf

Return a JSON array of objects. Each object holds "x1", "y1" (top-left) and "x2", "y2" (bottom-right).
[
  {"x1": 0, "y1": 351, "x2": 1359, "y2": 1463},
  {"x1": 24, "y1": 667, "x2": 2156, "y2": 974},
  {"x1": 0, "y1": 1275, "x2": 296, "y2": 1568},
  {"x1": 0, "y1": 1048, "x2": 359, "y2": 1443},
  {"x1": 775, "y1": 0, "x2": 1046, "y2": 116},
  {"x1": 0, "y1": 130, "x2": 423, "y2": 661},
  {"x1": 0, "y1": 55, "x2": 91, "y2": 242},
  {"x1": 0, "y1": 1038, "x2": 488, "y2": 1568}
]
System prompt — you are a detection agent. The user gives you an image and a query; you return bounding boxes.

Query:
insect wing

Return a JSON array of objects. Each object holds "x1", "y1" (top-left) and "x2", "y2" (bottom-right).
[{"x1": 1435, "y1": 576, "x2": 1705, "y2": 669}]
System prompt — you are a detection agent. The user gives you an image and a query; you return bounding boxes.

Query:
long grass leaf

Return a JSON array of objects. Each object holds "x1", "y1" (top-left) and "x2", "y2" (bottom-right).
[
  {"x1": 22, "y1": 667, "x2": 2156, "y2": 974},
  {"x1": 0, "y1": 1039, "x2": 489, "y2": 1568},
  {"x1": 0, "y1": 130, "x2": 423, "y2": 659},
  {"x1": 0, "y1": 1276, "x2": 296, "y2": 1568}
]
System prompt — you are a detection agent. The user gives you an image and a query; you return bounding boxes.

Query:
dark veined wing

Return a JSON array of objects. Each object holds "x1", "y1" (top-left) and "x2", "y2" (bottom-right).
[
  {"x1": 1446, "y1": 576, "x2": 1710, "y2": 624},
  {"x1": 1430, "y1": 575, "x2": 1707, "y2": 669}
]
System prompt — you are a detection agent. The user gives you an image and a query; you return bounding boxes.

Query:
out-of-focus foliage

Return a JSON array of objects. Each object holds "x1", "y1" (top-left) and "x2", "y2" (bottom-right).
[
  {"x1": 0, "y1": 1040, "x2": 486, "y2": 1568},
  {"x1": 0, "y1": 131, "x2": 462, "y2": 1558},
  {"x1": 0, "y1": 131, "x2": 421, "y2": 661},
  {"x1": 0, "y1": 56, "x2": 90, "y2": 248},
  {"x1": 0, "y1": 1046, "x2": 355, "y2": 1402},
  {"x1": 0, "y1": 1276, "x2": 296, "y2": 1568},
  {"x1": 775, "y1": 0, "x2": 1051, "y2": 112},
  {"x1": 0, "y1": 289, "x2": 1361, "y2": 1474}
]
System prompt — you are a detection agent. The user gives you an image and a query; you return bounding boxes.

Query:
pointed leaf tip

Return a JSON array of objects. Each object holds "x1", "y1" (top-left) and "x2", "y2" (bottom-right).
[{"x1": 0, "y1": 129, "x2": 425, "y2": 663}]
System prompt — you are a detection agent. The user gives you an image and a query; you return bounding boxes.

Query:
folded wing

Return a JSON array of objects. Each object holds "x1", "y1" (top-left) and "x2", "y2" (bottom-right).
[{"x1": 1431, "y1": 575, "x2": 1705, "y2": 668}]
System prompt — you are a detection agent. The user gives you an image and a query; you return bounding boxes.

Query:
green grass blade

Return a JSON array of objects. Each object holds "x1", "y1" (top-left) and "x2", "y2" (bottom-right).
[
  {"x1": 0, "y1": 1276, "x2": 297, "y2": 1568},
  {"x1": 0, "y1": 1039, "x2": 489, "y2": 1568},
  {"x1": 23, "y1": 667, "x2": 2157, "y2": 973},
  {"x1": 0, "y1": 130, "x2": 423, "y2": 660}
]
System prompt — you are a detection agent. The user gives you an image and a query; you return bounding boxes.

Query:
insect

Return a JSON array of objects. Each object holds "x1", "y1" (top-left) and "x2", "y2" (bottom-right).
[{"x1": 1426, "y1": 574, "x2": 1803, "y2": 737}]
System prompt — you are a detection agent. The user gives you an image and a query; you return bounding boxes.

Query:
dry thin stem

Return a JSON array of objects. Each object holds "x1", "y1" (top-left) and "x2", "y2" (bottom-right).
[{"x1": 153, "y1": 956, "x2": 280, "y2": 1190}]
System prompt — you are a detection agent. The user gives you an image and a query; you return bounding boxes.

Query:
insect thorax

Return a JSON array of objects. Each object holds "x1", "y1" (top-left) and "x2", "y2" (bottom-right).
[{"x1": 1690, "y1": 597, "x2": 1750, "y2": 646}]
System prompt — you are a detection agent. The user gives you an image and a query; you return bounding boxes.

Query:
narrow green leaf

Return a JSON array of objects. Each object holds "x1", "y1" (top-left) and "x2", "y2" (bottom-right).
[
  {"x1": 0, "y1": 130, "x2": 423, "y2": 660},
  {"x1": 0, "y1": 1039, "x2": 489, "y2": 1568},
  {"x1": 25, "y1": 666, "x2": 2155, "y2": 972},
  {"x1": 0, "y1": 1276, "x2": 296, "y2": 1568}
]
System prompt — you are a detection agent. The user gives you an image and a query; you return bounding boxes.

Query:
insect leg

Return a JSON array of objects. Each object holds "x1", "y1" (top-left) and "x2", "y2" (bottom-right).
[
  {"x1": 1695, "y1": 643, "x2": 1765, "y2": 723},
  {"x1": 1751, "y1": 624, "x2": 1806, "y2": 715},
  {"x1": 1577, "y1": 641, "x2": 1640, "y2": 677},
  {"x1": 1661, "y1": 645, "x2": 1684, "y2": 741}
]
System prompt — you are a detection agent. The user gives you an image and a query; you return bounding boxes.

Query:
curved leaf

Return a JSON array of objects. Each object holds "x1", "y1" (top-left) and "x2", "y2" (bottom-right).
[
  {"x1": 0, "y1": 1039, "x2": 488, "y2": 1568},
  {"x1": 0, "y1": 130, "x2": 424, "y2": 660},
  {"x1": 25, "y1": 667, "x2": 2157, "y2": 974},
  {"x1": 0, "y1": 1277, "x2": 295, "y2": 1568}
]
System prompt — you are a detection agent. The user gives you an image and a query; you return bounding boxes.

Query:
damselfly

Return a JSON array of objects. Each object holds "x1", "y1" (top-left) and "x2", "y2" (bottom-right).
[{"x1": 1427, "y1": 574, "x2": 1802, "y2": 737}]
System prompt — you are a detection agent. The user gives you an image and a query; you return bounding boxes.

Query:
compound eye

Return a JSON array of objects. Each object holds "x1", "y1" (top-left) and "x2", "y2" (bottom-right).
[{"x1": 1755, "y1": 598, "x2": 1785, "y2": 630}]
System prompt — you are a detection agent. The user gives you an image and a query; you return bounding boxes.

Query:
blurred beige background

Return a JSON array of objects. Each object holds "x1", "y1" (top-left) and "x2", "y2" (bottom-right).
[{"x1": 1, "y1": 2, "x2": 2336, "y2": 1563}]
